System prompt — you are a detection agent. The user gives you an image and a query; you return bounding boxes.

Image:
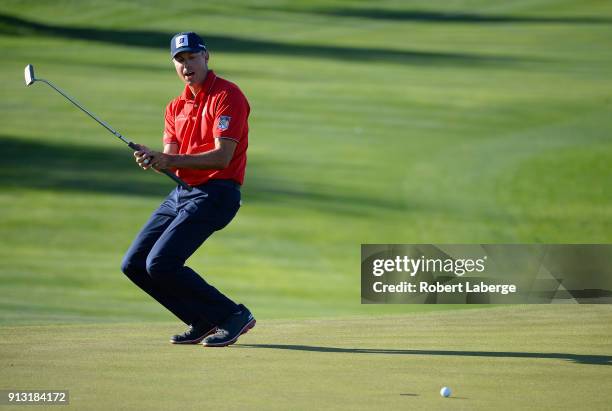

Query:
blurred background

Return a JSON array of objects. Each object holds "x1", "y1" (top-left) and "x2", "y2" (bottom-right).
[{"x1": 1, "y1": 0, "x2": 611, "y2": 324}]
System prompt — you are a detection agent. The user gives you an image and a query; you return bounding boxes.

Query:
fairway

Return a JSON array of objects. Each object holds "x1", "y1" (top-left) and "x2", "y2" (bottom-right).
[
  {"x1": 1, "y1": 0, "x2": 611, "y2": 409},
  {"x1": 2, "y1": 306, "x2": 611, "y2": 410},
  {"x1": 1, "y1": 0, "x2": 611, "y2": 323}
]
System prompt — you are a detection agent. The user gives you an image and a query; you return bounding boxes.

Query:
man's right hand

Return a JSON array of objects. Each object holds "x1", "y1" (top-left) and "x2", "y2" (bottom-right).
[{"x1": 133, "y1": 144, "x2": 155, "y2": 170}]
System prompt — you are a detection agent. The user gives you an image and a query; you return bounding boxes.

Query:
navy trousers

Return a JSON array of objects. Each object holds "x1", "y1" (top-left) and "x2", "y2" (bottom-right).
[{"x1": 121, "y1": 180, "x2": 241, "y2": 327}]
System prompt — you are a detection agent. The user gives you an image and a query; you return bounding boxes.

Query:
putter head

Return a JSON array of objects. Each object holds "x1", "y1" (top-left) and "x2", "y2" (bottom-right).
[{"x1": 24, "y1": 64, "x2": 36, "y2": 86}]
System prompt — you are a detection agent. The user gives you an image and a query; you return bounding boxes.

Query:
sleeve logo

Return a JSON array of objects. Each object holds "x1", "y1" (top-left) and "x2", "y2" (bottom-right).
[{"x1": 217, "y1": 116, "x2": 231, "y2": 131}]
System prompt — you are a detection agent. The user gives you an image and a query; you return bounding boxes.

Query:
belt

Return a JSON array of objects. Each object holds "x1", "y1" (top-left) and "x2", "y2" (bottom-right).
[{"x1": 204, "y1": 179, "x2": 241, "y2": 190}]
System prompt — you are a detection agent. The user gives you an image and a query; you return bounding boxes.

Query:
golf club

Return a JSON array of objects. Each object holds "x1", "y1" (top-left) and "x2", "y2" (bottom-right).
[{"x1": 24, "y1": 64, "x2": 192, "y2": 191}]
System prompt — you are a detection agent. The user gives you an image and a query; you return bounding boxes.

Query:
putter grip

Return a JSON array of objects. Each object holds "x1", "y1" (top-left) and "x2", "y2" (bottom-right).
[
  {"x1": 161, "y1": 169, "x2": 193, "y2": 191},
  {"x1": 128, "y1": 142, "x2": 193, "y2": 191}
]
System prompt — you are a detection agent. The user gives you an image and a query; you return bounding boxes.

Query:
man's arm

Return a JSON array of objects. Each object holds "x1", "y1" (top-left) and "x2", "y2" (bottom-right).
[
  {"x1": 135, "y1": 138, "x2": 237, "y2": 171},
  {"x1": 170, "y1": 138, "x2": 237, "y2": 170},
  {"x1": 160, "y1": 142, "x2": 179, "y2": 173},
  {"x1": 164, "y1": 142, "x2": 179, "y2": 155}
]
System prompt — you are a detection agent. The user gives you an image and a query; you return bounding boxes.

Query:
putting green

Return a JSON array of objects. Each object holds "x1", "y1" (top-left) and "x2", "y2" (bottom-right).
[{"x1": 1, "y1": 305, "x2": 610, "y2": 410}]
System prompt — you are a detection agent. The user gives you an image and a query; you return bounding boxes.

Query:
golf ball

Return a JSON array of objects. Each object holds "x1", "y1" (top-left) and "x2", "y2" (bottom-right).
[
  {"x1": 440, "y1": 386, "x2": 451, "y2": 398},
  {"x1": 143, "y1": 159, "x2": 150, "y2": 165}
]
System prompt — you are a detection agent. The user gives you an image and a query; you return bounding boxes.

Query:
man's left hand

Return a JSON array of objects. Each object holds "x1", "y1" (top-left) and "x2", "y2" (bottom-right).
[{"x1": 149, "y1": 151, "x2": 173, "y2": 170}]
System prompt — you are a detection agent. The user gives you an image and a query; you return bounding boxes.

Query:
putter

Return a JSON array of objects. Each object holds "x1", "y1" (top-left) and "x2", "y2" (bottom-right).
[{"x1": 24, "y1": 64, "x2": 192, "y2": 191}]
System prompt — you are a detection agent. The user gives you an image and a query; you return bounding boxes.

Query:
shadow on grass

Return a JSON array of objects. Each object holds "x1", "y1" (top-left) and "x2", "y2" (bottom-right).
[
  {"x1": 238, "y1": 344, "x2": 612, "y2": 366},
  {"x1": 0, "y1": 12, "x2": 530, "y2": 66},
  {"x1": 0, "y1": 135, "x2": 408, "y2": 216},
  {"x1": 0, "y1": 135, "x2": 172, "y2": 197},
  {"x1": 242, "y1": 181, "x2": 409, "y2": 217},
  {"x1": 255, "y1": 6, "x2": 612, "y2": 25},
  {"x1": 1, "y1": 136, "x2": 565, "y2": 224}
]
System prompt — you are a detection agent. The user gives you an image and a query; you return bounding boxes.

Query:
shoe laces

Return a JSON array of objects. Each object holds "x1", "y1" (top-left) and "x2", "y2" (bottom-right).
[
  {"x1": 178, "y1": 325, "x2": 194, "y2": 337},
  {"x1": 213, "y1": 328, "x2": 229, "y2": 337}
]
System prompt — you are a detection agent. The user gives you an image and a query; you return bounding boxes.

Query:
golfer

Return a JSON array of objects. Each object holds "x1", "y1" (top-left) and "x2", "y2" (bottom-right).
[{"x1": 121, "y1": 32, "x2": 255, "y2": 347}]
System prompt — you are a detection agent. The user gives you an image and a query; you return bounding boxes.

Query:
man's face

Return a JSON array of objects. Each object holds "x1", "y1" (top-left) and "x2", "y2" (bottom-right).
[{"x1": 173, "y1": 51, "x2": 209, "y2": 86}]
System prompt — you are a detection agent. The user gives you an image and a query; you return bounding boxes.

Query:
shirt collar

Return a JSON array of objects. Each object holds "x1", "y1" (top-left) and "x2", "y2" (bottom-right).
[{"x1": 180, "y1": 70, "x2": 217, "y2": 101}]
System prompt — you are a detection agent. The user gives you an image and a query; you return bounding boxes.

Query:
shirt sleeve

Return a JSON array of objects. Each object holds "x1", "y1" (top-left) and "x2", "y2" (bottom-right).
[
  {"x1": 212, "y1": 88, "x2": 249, "y2": 142},
  {"x1": 163, "y1": 101, "x2": 179, "y2": 145}
]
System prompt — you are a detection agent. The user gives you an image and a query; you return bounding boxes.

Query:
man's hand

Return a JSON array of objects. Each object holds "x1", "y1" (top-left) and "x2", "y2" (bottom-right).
[
  {"x1": 133, "y1": 139, "x2": 236, "y2": 171},
  {"x1": 134, "y1": 144, "x2": 173, "y2": 171}
]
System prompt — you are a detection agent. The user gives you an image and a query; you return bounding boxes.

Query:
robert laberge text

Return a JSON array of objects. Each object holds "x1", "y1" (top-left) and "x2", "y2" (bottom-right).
[{"x1": 373, "y1": 281, "x2": 517, "y2": 295}]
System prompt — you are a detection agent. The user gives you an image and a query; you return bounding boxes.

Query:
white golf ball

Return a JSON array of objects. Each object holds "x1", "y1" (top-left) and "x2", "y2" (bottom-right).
[
  {"x1": 143, "y1": 159, "x2": 150, "y2": 165},
  {"x1": 440, "y1": 386, "x2": 452, "y2": 398}
]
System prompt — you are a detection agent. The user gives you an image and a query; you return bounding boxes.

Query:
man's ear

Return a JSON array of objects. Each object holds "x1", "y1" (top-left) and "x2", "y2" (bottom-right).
[{"x1": 204, "y1": 50, "x2": 210, "y2": 63}]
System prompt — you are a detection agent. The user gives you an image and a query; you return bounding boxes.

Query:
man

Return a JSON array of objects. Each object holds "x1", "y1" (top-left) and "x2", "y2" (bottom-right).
[{"x1": 121, "y1": 32, "x2": 255, "y2": 347}]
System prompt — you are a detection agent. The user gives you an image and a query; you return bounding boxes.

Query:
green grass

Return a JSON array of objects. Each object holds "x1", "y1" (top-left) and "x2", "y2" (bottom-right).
[
  {"x1": 0, "y1": 1, "x2": 611, "y2": 409},
  {"x1": 1, "y1": 306, "x2": 611, "y2": 410}
]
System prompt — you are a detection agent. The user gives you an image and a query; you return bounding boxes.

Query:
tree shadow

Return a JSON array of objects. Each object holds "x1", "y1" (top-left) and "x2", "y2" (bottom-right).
[
  {"x1": 1, "y1": 136, "x2": 555, "y2": 223},
  {"x1": 0, "y1": 12, "x2": 531, "y2": 66},
  {"x1": 237, "y1": 344, "x2": 612, "y2": 366},
  {"x1": 257, "y1": 6, "x2": 612, "y2": 25},
  {"x1": 0, "y1": 135, "x2": 172, "y2": 197},
  {"x1": 242, "y1": 180, "x2": 410, "y2": 217},
  {"x1": 0, "y1": 135, "x2": 411, "y2": 215}
]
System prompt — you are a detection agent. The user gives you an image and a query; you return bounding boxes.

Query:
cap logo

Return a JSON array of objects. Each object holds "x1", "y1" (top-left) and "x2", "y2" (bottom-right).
[{"x1": 175, "y1": 35, "x2": 189, "y2": 48}]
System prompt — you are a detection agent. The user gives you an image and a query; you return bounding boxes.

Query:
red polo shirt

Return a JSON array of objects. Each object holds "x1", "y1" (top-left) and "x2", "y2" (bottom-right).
[{"x1": 163, "y1": 70, "x2": 250, "y2": 186}]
